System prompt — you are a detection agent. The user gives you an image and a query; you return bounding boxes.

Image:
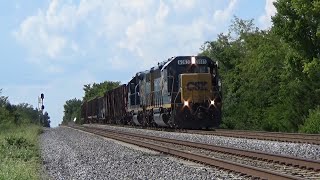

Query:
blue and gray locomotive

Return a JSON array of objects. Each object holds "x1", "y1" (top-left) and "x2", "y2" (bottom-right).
[{"x1": 82, "y1": 56, "x2": 222, "y2": 129}]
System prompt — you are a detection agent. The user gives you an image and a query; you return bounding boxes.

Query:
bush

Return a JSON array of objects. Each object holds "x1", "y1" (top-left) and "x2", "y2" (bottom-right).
[
  {"x1": 0, "y1": 107, "x2": 13, "y2": 128},
  {"x1": 299, "y1": 106, "x2": 320, "y2": 134},
  {"x1": 5, "y1": 136, "x2": 33, "y2": 149},
  {"x1": 0, "y1": 124, "x2": 41, "y2": 179}
]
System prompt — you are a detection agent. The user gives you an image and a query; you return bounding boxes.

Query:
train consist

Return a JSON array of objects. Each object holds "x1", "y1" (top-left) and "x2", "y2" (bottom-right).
[{"x1": 81, "y1": 56, "x2": 222, "y2": 129}]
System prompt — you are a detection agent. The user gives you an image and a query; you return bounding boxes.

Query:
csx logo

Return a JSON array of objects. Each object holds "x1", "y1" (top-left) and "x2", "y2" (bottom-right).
[{"x1": 186, "y1": 81, "x2": 208, "y2": 91}]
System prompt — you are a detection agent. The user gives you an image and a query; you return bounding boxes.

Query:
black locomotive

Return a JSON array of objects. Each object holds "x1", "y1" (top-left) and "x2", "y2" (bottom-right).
[{"x1": 81, "y1": 56, "x2": 222, "y2": 129}]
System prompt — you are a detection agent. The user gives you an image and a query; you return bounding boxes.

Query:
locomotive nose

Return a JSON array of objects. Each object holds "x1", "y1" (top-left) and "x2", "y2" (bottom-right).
[{"x1": 180, "y1": 73, "x2": 213, "y2": 104}]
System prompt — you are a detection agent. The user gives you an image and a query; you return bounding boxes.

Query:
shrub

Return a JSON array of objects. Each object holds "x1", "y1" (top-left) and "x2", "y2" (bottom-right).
[
  {"x1": 299, "y1": 106, "x2": 320, "y2": 134},
  {"x1": 0, "y1": 124, "x2": 41, "y2": 179},
  {"x1": 5, "y1": 136, "x2": 33, "y2": 149}
]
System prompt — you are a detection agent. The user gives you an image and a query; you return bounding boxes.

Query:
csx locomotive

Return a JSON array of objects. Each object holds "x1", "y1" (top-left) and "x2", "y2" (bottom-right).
[{"x1": 81, "y1": 56, "x2": 222, "y2": 129}]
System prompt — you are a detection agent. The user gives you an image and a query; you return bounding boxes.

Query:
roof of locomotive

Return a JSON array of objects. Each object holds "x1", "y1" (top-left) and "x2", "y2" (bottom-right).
[
  {"x1": 160, "y1": 56, "x2": 215, "y2": 71},
  {"x1": 129, "y1": 56, "x2": 216, "y2": 82}
]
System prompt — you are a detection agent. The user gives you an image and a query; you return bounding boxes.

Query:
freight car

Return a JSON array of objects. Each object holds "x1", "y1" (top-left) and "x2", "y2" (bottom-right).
[{"x1": 81, "y1": 56, "x2": 222, "y2": 129}]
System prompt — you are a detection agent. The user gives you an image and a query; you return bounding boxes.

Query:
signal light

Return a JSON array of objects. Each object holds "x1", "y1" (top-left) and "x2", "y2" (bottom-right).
[
  {"x1": 191, "y1": 56, "x2": 196, "y2": 64},
  {"x1": 41, "y1": 93, "x2": 44, "y2": 99},
  {"x1": 41, "y1": 105, "x2": 45, "y2": 110}
]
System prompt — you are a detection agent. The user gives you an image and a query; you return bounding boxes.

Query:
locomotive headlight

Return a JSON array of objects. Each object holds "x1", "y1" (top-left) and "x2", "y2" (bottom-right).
[
  {"x1": 191, "y1": 56, "x2": 196, "y2": 64},
  {"x1": 210, "y1": 100, "x2": 215, "y2": 105},
  {"x1": 184, "y1": 100, "x2": 189, "y2": 107}
]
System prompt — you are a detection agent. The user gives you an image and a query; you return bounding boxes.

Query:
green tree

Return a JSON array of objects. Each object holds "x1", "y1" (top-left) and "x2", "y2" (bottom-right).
[
  {"x1": 0, "y1": 89, "x2": 47, "y2": 128},
  {"x1": 201, "y1": 18, "x2": 261, "y2": 130},
  {"x1": 62, "y1": 81, "x2": 121, "y2": 125},
  {"x1": 299, "y1": 106, "x2": 320, "y2": 133},
  {"x1": 201, "y1": 17, "x2": 300, "y2": 131},
  {"x1": 200, "y1": 5, "x2": 320, "y2": 132},
  {"x1": 198, "y1": 2, "x2": 320, "y2": 133},
  {"x1": 0, "y1": 105, "x2": 12, "y2": 128},
  {"x1": 272, "y1": 0, "x2": 320, "y2": 60},
  {"x1": 42, "y1": 111, "x2": 51, "y2": 127},
  {"x1": 272, "y1": 0, "x2": 320, "y2": 132},
  {"x1": 62, "y1": 98, "x2": 82, "y2": 124},
  {"x1": 0, "y1": 89, "x2": 9, "y2": 108},
  {"x1": 15, "y1": 103, "x2": 39, "y2": 124},
  {"x1": 0, "y1": 89, "x2": 13, "y2": 127},
  {"x1": 83, "y1": 81, "x2": 120, "y2": 101}
]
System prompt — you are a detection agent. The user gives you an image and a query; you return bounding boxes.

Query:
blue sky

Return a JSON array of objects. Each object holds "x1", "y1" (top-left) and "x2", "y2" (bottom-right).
[{"x1": 0, "y1": 0, "x2": 276, "y2": 127}]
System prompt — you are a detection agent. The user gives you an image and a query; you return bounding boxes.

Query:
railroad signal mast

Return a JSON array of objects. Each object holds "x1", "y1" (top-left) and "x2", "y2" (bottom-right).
[
  {"x1": 40, "y1": 93, "x2": 45, "y2": 111},
  {"x1": 38, "y1": 93, "x2": 45, "y2": 125}
]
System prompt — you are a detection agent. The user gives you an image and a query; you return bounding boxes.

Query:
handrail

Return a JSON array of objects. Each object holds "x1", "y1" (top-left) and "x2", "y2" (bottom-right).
[
  {"x1": 134, "y1": 84, "x2": 139, "y2": 106},
  {"x1": 168, "y1": 75, "x2": 175, "y2": 96}
]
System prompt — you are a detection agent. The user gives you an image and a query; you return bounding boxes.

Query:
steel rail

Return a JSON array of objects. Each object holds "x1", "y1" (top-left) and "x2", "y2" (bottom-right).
[
  {"x1": 83, "y1": 123, "x2": 320, "y2": 145},
  {"x1": 188, "y1": 130, "x2": 320, "y2": 145},
  {"x1": 69, "y1": 125, "x2": 308, "y2": 180},
  {"x1": 86, "y1": 126, "x2": 320, "y2": 171}
]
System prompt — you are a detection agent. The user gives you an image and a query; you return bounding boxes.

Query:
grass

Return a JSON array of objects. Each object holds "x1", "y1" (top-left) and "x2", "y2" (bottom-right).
[{"x1": 0, "y1": 124, "x2": 42, "y2": 180}]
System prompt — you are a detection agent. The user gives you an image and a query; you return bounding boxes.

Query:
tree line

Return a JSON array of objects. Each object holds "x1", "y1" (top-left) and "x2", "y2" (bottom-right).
[
  {"x1": 63, "y1": 0, "x2": 319, "y2": 133},
  {"x1": 0, "y1": 89, "x2": 50, "y2": 129},
  {"x1": 200, "y1": 0, "x2": 320, "y2": 133},
  {"x1": 62, "y1": 81, "x2": 120, "y2": 125}
]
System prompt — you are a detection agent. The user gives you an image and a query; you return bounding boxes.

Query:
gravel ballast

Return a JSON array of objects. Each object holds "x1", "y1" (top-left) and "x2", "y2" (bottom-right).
[
  {"x1": 86, "y1": 124, "x2": 320, "y2": 161},
  {"x1": 40, "y1": 127, "x2": 244, "y2": 180}
]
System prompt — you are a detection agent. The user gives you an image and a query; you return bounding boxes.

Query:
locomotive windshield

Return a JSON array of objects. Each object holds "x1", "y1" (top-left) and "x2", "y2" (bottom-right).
[
  {"x1": 186, "y1": 65, "x2": 209, "y2": 73},
  {"x1": 174, "y1": 64, "x2": 209, "y2": 74}
]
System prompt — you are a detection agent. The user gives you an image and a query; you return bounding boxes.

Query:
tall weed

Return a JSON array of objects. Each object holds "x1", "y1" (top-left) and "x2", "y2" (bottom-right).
[{"x1": 0, "y1": 124, "x2": 41, "y2": 180}]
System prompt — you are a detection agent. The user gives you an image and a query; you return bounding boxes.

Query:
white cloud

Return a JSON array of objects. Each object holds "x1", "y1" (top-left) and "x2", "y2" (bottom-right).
[
  {"x1": 14, "y1": 14, "x2": 67, "y2": 59},
  {"x1": 119, "y1": 0, "x2": 151, "y2": 11},
  {"x1": 13, "y1": 2, "x2": 69, "y2": 59},
  {"x1": 116, "y1": 1, "x2": 237, "y2": 69},
  {"x1": 107, "y1": 56, "x2": 130, "y2": 70},
  {"x1": 259, "y1": 0, "x2": 277, "y2": 29},
  {"x1": 77, "y1": 0, "x2": 103, "y2": 18},
  {"x1": 156, "y1": 0, "x2": 169, "y2": 22},
  {"x1": 13, "y1": 0, "x2": 104, "y2": 59},
  {"x1": 171, "y1": 0, "x2": 196, "y2": 10},
  {"x1": 14, "y1": 0, "x2": 240, "y2": 63},
  {"x1": 47, "y1": 0, "x2": 59, "y2": 17},
  {"x1": 14, "y1": 0, "x2": 241, "y2": 72},
  {"x1": 213, "y1": 0, "x2": 238, "y2": 23},
  {"x1": 118, "y1": 19, "x2": 148, "y2": 57}
]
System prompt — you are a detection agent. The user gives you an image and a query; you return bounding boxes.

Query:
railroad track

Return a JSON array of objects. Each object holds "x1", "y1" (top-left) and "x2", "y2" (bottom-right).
[
  {"x1": 69, "y1": 125, "x2": 320, "y2": 180},
  {"x1": 84, "y1": 123, "x2": 320, "y2": 145},
  {"x1": 187, "y1": 129, "x2": 320, "y2": 145}
]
